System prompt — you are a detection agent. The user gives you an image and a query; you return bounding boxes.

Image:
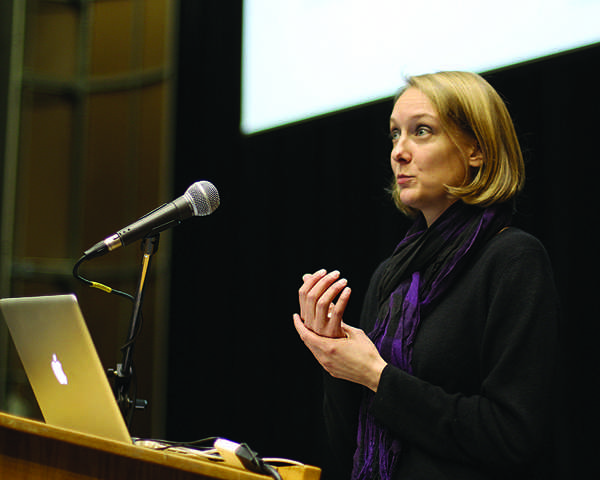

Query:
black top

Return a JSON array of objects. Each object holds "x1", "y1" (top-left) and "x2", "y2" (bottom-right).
[{"x1": 323, "y1": 227, "x2": 560, "y2": 479}]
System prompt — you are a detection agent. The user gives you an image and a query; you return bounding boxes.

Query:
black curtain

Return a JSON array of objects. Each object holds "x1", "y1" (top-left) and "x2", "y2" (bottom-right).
[{"x1": 168, "y1": 1, "x2": 599, "y2": 477}]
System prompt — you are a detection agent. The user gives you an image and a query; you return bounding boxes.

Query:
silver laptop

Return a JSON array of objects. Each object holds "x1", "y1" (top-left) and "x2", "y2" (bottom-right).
[{"x1": 0, "y1": 294, "x2": 132, "y2": 443}]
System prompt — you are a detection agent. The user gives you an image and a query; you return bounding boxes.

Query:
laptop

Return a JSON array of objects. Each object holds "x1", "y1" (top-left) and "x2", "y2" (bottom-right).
[{"x1": 0, "y1": 294, "x2": 132, "y2": 444}]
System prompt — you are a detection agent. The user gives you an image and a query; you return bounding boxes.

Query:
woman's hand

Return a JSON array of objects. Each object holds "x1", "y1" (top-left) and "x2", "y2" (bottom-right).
[
  {"x1": 293, "y1": 315, "x2": 387, "y2": 392},
  {"x1": 295, "y1": 269, "x2": 387, "y2": 392},
  {"x1": 297, "y1": 269, "x2": 351, "y2": 339}
]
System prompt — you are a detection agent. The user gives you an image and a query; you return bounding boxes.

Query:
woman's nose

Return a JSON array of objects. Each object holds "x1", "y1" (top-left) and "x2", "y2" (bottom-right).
[{"x1": 391, "y1": 137, "x2": 411, "y2": 164}]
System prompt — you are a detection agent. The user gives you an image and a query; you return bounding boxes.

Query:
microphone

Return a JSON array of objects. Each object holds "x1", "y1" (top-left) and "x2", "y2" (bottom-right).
[{"x1": 83, "y1": 181, "x2": 219, "y2": 259}]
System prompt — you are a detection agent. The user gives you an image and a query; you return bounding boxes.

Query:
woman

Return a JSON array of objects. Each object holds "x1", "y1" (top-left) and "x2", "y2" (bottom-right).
[{"x1": 293, "y1": 71, "x2": 559, "y2": 479}]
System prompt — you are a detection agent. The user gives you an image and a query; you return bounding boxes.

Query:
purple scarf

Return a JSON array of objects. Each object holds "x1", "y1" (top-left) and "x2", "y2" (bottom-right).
[{"x1": 352, "y1": 201, "x2": 512, "y2": 480}]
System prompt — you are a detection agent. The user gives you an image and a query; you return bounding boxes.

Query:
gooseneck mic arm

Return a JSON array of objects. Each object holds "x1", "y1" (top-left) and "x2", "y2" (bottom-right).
[{"x1": 113, "y1": 234, "x2": 159, "y2": 424}]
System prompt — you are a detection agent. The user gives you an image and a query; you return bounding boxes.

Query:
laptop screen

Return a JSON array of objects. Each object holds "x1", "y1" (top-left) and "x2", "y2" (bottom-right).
[{"x1": 0, "y1": 294, "x2": 131, "y2": 443}]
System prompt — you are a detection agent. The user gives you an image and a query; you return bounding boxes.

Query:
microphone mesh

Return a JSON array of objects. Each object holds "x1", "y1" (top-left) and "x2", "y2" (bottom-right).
[{"x1": 185, "y1": 181, "x2": 220, "y2": 216}]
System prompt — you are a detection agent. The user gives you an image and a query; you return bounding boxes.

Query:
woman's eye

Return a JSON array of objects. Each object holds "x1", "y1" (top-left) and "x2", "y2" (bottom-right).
[
  {"x1": 415, "y1": 125, "x2": 431, "y2": 136},
  {"x1": 389, "y1": 129, "x2": 400, "y2": 142}
]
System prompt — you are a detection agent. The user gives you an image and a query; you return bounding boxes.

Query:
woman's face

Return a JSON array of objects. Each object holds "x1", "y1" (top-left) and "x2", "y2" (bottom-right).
[{"x1": 389, "y1": 87, "x2": 481, "y2": 225}]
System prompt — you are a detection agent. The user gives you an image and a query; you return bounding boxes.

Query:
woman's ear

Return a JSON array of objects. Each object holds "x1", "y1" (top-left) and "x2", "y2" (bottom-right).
[{"x1": 468, "y1": 142, "x2": 484, "y2": 168}]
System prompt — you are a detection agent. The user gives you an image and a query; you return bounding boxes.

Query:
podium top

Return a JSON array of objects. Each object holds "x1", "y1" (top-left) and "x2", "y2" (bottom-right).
[{"x1": 0, "y1": 412, "x2": 321, "y2": 480}]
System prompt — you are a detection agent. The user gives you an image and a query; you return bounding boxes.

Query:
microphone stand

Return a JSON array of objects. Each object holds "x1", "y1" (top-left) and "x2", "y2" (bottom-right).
[{"x1": 113, "y1": 233, "x2": 159, "y2": 426}]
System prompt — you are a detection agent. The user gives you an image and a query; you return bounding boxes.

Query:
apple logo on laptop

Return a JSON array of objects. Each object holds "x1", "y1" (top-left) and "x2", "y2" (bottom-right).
[{"x1": 51, "y1": 353, "x2": 68, "y2": 385}]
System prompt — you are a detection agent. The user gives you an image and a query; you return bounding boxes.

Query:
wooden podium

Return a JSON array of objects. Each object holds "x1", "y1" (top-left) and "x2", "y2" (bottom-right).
[{"x1": 0, "y1": 412, "x2": 321, "y2": 480}]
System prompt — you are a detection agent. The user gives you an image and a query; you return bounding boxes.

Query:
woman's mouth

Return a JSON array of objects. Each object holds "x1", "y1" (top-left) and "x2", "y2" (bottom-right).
[{"x1": 397, "y1": 175, "x2": 413, "y2": 186}]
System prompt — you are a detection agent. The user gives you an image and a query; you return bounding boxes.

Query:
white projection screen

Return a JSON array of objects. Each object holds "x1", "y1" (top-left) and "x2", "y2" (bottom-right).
[{"x1": 241, "y1": 0, "x2": 600, "y2": 134}]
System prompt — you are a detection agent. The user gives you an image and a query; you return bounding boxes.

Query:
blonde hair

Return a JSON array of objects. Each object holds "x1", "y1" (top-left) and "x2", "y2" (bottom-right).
[{"x1": 391, "y1": 71, "x2": 525, "y2": 216}]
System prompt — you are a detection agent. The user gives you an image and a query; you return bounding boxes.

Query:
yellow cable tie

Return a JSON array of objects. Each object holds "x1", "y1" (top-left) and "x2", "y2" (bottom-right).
[{"x1": 90, "y1": 282, "x2": 112, "y2": 293}]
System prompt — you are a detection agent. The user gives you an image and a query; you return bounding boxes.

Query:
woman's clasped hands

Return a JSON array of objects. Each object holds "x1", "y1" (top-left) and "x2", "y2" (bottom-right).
[{"x1": 293, "y1": 269, "x2": 387, "y2": 392}]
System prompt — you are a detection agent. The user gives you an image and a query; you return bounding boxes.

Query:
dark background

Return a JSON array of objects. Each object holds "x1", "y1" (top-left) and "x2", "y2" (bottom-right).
[{"x1": 166, "y1": 1, "x2": 598, "y2": 478}]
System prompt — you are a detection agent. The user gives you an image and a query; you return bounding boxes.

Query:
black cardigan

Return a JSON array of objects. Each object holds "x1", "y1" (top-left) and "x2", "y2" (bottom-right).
[{"x1": 323, "y1": 227, "x2": 560, "y2": 480}]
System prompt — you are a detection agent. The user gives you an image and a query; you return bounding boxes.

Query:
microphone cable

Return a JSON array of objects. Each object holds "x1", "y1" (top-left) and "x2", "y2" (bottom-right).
[
  {"x1": 73, "y1": 252, "x2": 143, "y2": 428},
  {"x1": 73, "y1": 253, "x2": 146, "y2": 362},
  {"x1": 73, "y1": 254, "x2": 134, "y2": 302}
]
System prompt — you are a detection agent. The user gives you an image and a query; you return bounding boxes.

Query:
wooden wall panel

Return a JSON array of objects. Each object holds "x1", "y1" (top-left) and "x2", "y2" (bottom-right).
[{"x1": 1, "y1": 0, "x2": 176, "y2": 439}]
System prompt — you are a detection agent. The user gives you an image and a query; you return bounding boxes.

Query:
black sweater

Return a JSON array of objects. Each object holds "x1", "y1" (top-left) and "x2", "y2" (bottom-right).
[{"x1": 323, "y1": 227, "x2": 560, "y2": 479}]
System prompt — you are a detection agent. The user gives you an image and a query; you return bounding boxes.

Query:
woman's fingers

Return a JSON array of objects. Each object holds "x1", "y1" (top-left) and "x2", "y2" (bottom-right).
[
  {"x1": 297, "y1": 269, "x2": 350, "y2": 338},
  {"x1": 298, "y1": 270, "x2": 337, "y2": 320},
  {"x1": 298, "y1": 269, "x2": 327, "y2": 320}
]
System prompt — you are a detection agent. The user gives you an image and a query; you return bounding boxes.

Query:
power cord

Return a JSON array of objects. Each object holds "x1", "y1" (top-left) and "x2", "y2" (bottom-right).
[{"x1": 135, "y1": 437, "x2": 288, "y2": 480}]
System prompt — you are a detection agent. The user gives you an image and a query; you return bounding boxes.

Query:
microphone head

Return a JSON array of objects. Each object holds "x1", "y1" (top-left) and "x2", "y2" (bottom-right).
[{"x1": 185, "y1": 181, "x2": 220, "y2": 216}]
